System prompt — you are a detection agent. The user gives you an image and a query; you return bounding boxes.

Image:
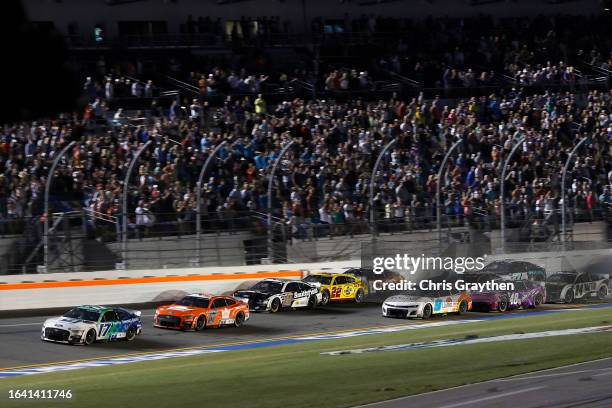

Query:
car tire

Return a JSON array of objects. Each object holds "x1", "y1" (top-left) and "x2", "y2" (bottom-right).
[
  {"x1": 564, "y1": 290, "x2": 574, "y2": 304},
  {"x1": 320, "y1": 290, "x2": 330, "y2": 306},
  {"x1": 457, "y1": 300, "x2": 468, "y2": 315},
  {"x1": 234, "y1": 312, "x2": 245, "y2": 327},
  {"x1": 533, "y1": 294, "x2": 544, "y2": 307},
  {"x1": 84, "y1": 329, "x2": 96, "y2": 345},
  {"x1": 422, "y1": 304, "x2": 433, "y2": 319},
  {"x1": 125, "y1": 326, "x2": 137, "y2": 341},
  {"x1": 194, "y1": 315, "x2": 206, "y2": 331},
  {"x1": 598, "y1": 286, "x2": 608, "y2": 300},
  {"x1": 355, "y1": 289, "x2": 365, "y2": 303},
  {"x1": 498, "y1": 297, "x2": 509, "y2": 313},
  {"x1": 270, "y1": 298, "x2": 281, "y2": 313},
  {"x1": 308, "y1": 295, "x2": 318, "y2": 309}
]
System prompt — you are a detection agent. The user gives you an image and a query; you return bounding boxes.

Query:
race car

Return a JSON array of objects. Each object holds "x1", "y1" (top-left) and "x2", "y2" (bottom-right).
[
  {"x1": 303, "y1": 272, "x2": 367, "y2": 305},
  {"x1": 233, "y1": 278, "x2": 322, "y2": 312},
  {"x1": 154, "y1": 294, "x2": 249, "y2": 330},
  {"x1": 41, "y1": 305, "x2": 142, "y2": 345},
  {"x1": 546, "y1": 272, "x2": 609, "y2": 303},
  {"x1": 480, "y1": 260, "x2": 547, "y2": 284},
  {"x1": 382, "y1": 289, "x2": 472, "y2": 319},
  {"x1": 470, "y1": 280, "x2": 546, "y2": 312}
]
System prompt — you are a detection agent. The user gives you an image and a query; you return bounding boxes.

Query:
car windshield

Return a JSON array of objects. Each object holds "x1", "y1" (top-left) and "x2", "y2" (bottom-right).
[
  {"x1": 63, "y1": 308, "x2": 101, "y2": 322},
  {"x1": 176, "y1": 296, "x2": 210, "y2": 308},
  {"x1": 304, "y1": 275, "x2": 333, "y2": 285},
  {"x1": 407, "y1": 290, "x2": 439, "y2": 298},
  {"x1": 547, "y1": 274, "x2": 576, "y2": 284},
  {"x1": 462, "y1": 273, "x2": 501, "y2": 283},
  {"x1": 250, "y1": 281, "x2": 283, "y2": 294},
  {"x1": 481, "y1": 262, "x2": 508, "y2": 273}
]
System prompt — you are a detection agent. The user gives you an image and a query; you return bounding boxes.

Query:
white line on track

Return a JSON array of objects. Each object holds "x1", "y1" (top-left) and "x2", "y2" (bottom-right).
[
  {"x1": 495, "y1": 368, "x2": 612, "y2": 382},
  {"x1": 436, "y1": 386, "x2": 546, "y2": 408},
  {"x1": 0, "y1": 314, "x2": 154, "y2": 328},
  {"x1": 355, "y1": 357, "x2": 612, "y2": 408}
]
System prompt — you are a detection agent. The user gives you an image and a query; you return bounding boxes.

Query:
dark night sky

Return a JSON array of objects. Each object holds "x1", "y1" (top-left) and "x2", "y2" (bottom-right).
[{"x1": 1, "y1": 1, "x2": 80, "y2": 123}]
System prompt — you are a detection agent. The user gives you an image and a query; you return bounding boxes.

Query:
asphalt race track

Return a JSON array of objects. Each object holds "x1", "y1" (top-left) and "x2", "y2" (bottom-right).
[
  {"x1": 0, "y1": 303, "x2": 406, "y2": 368},
  {"x1": 358, "y1": 357, "x2": 612, "y2": 408},
  {"x1": 0, "y1": 303, "x2": 606, "y2": 370}
]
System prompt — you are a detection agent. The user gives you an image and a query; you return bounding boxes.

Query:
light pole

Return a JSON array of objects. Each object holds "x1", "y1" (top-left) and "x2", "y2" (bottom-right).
[
  {"x1": 121, "y1": 140, "x2": 153, "y2": 269},
  {"x1": 195, "y1": 141, "x2": 227, "y2": 265},
  {"x1": 436, "y1": 140, "x2": 463, "y2": 247},
  {"x1": 561, "y1": 136, "x2": 588, "y2": 249},
  {"x1": 369, "y1": 139, "x2": 397, "y2": 238},
  {"x1": 267, "y1": 141, "x2": 295, "y2": 262},
  {"x1": 43, "y1": 141, "x2": 76, "y2": 273},
  {"x1": 500, "y1": 135, "x2": 525, "y2": 253}
]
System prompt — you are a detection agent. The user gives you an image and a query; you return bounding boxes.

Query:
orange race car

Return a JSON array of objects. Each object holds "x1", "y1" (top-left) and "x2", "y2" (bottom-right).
[{"x1": 154, "y1": 294, "x2": 249, "y2": 331}]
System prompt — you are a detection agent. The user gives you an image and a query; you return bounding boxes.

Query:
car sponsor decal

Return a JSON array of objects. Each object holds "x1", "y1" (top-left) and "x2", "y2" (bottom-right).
[
  {"x1": 167, "y1": 306, "x2": 192, "y2": 312},
  {"x1": 1, "y1": 303, "x2": 610, "y2": 378}
]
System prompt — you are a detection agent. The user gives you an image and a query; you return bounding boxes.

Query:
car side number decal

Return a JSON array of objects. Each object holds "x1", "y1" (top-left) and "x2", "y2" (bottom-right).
[
  {"x1": 332, "y1": 287, "x2": 342, "y2": 298},
  {"x1": 433, "y1": 299, "x2": 443, "y2": 312},
  {"x1": 99, "y1": 323, "x2": 111, "y2": 337},
  {"x1": 509, "y1": 293, "x2": 520, "y2": 305}
]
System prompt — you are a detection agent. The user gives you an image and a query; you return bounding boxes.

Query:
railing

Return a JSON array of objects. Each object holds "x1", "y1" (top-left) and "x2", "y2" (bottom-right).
[{"x1": 2, "y1": 206, "x2": 609, "y2": 274}]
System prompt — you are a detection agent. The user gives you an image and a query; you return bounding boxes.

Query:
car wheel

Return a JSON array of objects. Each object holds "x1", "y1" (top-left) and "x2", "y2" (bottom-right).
[
  {"x1": 194, "y1": 315, "x2": 206, "y2": 331},
  {"x1": 320, "y1": 290, "x2": 330, "y2": 306},
  {"x1": 422, "y1": 304, "x2": 433, "y2": 319},
  {"x1": 458, "y1": 300, "x2": 468, "y2": 315},
  {"x1": 234, "y1": 312, "x2": 245, "y2": 327},
  {"x1": 84, "y1": 329, "x2": 96, "y2": 345},
  {"x1": 598, "y1": 286, "x2": 608, "y2": 300},
  {"x1": 533, "y1": 294, "x2": 544, "y2": 307},
  {"x1": 125, "y1": 326, "x2": 137, "y2": 341},
  {"x1": 564, "y1": 290, "x2": 574, "y2": 304},
  {"x1": 270, "y1": 298, "x2": 281, "y2": 313},
  {"x1": 498, "y1": 297, "x2": 508, "y2": 312},
  {"x1": 308, "y1": 295, "x2": 318, "y2": 309},
  {"x1": 355, "y1": 289, "x2": 365, "y2": 303}
]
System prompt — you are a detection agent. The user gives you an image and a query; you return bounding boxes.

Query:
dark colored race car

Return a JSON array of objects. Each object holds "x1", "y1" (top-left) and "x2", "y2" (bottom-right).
[
  {"x1": 479, "y1": 260, "x2": 547, "y2": 284},
  {"x1": 546, "y1": 272, "x2": 609, "y2": 303},
  {"x1": 233, "y1": 278, "x2": 322, "y2": 312},
  {"x1": 470, "y1": 280, "x2": 546, "y2": 312}
]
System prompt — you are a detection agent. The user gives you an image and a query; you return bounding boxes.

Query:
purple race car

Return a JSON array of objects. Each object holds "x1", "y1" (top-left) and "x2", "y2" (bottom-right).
[{"x1": 470, "y1": 280, "x2": 546, "y2": 312}]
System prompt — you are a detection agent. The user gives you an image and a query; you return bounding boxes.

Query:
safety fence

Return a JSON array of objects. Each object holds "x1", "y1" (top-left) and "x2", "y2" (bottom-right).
[{"x1": 1, "y1": 204, "x2": 609, "y2": 274}]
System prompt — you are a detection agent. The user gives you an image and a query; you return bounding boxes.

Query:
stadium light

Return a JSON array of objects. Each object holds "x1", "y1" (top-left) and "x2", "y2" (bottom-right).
[
  {"x1": 561, "y1": 136, "x2": 588, "y2": 250},
  {"x1": 195, "y1": 140, "x2": 227, "y2": 266},
  {"x1": 120, "y1": 140, "x2": 153, "y2": 270},
  {"x1": 500, "y1": 135, "x2": 526, "y2": 254},
  {"x1": 267, "y1": 140, "x2": 295, "y2": 262},
  {"x1": 43, "y1": 141, "x2": 76, "y2": 274},
  {"x1": 436, "y1": 140, "x2": 463, "y2": 249}
]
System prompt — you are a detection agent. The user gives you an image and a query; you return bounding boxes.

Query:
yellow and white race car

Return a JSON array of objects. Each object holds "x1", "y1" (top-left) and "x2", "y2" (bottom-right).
[{"x1": 303, "y1": 273, "x2": 367, "y2": 305}]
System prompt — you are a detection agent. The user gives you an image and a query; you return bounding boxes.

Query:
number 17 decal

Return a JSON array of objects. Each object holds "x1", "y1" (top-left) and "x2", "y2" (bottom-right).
[{"x1": 99, "y1": 323, "x2": 111, "y2": 337}]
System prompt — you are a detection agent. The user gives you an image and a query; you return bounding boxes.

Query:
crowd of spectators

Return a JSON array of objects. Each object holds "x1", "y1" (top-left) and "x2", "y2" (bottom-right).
[
  {"x1": 1, "y1": 13, "x2": 611, "y2": 241},
  {"x1": 363, "y1": 14, "x2": 612, "y2": 88},
  {"x1": 1, "y1": 84, "x2": 610, "y2": 240}
]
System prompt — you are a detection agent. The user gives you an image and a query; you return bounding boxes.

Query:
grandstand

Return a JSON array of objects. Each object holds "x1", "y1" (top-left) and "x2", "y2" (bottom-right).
[{"x1": 0, "y1": 1, "x2": 610, "y2": 273}]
